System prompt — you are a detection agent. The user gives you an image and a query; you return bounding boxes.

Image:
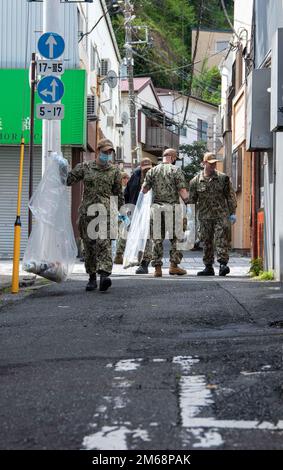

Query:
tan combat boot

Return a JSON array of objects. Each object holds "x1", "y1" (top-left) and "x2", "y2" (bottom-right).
[
  {"x1": 154, "y1": 265, "x2": 162, "y2": 277},
  {"x1": 114, "y1": 254, "x2": 123, "y2": 265},
  {"x1": 169, "y1": 262, "x2": 187, "y2": 276}
]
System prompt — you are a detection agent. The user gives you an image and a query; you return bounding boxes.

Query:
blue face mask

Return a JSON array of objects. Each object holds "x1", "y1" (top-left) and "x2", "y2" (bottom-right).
[{"x1": 99, "y1": 152, "x2": 112, "y2": 164}]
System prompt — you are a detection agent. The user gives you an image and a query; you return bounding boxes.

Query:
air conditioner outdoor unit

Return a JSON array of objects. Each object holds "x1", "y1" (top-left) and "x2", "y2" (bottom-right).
[{"x1": 87, "y1": 95, "x2": 97, "y2": 121}]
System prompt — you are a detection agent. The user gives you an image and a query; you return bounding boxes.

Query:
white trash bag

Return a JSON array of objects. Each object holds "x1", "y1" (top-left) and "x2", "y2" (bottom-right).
[
  {"x1": 177, "y1": 204, "x2": 196, "y2": 251},
  {"x1": 23, "y1": 153, "x2": 77, "y2": 282},
  {"x1": 123, "y1": 190, "x2": 152, "y2": 269}
]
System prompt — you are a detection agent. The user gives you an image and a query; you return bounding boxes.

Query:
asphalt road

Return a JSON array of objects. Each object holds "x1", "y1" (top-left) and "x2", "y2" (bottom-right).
[{"x1": 0, "y1": 274, "x2": 283, "y2": 451}]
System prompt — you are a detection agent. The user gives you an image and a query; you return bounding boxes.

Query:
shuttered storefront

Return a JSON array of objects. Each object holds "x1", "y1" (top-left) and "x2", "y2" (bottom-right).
[{"x1": 0, "y1": 146, "x2": 72, "y2": 258}]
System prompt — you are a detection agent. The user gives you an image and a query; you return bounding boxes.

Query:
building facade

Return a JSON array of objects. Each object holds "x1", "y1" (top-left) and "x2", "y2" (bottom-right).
[
  {"x1": 0, "y1": 0, "x2": 121, "y2": 257},
  {"x1": 192, "y1": 28, "x2": 232, "y2": 74},
  {"x1": 220, "y1": 0, "x2": 254, "y2": 255},
  {"x1": 156, "y1": 89, "x2": 219, "y2": 164},
  {"x1": 120, "y1": 78, "x2": 179, "y2": 169}
]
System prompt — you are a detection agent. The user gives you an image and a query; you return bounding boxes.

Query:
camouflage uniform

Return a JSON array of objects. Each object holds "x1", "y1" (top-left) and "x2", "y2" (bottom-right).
[
  {"x1": 189, "y1": 170, "x2": 237, "y2": 265},
  {"x1": 67, "y1": 161, "x2": 124, "y2": 275},
  {"x1": 142, "y1": 163, "x2": 187, "y2": 267}
]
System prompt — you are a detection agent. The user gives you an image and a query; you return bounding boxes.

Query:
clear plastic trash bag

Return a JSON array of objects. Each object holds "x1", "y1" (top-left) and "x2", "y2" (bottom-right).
[
  {"x1": 28, "y1": 153, "x2": 68, "y2": 227},
  {"x1": 123, "y1": 190, "x2": 152, "y2": 269},
  {"x1": 23, "y1": 153, "x2": 77, "y2": 282}
]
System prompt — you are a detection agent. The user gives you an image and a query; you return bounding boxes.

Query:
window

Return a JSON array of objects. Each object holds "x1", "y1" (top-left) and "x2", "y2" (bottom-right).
[
  {"x1": 232, "y1": 147, "x2": 242, "y2": 192},
  {"x1": 215, "y1": 40, "x2": 229, "y2": 53},
  {"x1": 197, "y1": 119, "x2": 208, "y2": 142},
  {"x1": 180, "y1": 126, "x2": 187, "y2": 137}
]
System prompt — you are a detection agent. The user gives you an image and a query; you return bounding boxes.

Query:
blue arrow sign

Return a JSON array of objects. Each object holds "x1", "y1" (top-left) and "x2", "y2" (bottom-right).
[
  {"x1": 38, "y1": 32, "x2": 65, "y2": 59},
  {"x1": 37, "y1": 76, "x2": 64, "y2": 103}
]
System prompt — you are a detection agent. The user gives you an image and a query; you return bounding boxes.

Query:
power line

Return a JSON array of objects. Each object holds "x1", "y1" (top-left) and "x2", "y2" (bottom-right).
[
  {"x1": 181, "y1": 0, "x2": 205, "y2": 127},
  {"x1": 220, "y1": 0, "x2": 240, "y2": 39}
]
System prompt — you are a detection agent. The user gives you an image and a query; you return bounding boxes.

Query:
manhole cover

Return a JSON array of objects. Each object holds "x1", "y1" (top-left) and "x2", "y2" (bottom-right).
[{"x1": 269, "y1": 320, "x2": 283, "y2": 329}]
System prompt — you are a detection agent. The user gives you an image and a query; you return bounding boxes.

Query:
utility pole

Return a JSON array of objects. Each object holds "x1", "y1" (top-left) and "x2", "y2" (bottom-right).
[
  {"x1": 123, "y1": 0, "x2": 137, "y2": 168},
  {"x1": 42, "y1": 0, "x2": 64, "y2": 174}
]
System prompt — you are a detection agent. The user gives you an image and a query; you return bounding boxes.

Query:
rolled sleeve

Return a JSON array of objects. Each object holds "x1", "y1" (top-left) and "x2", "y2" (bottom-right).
[
  {"x1": 66, "y1": 162, "x2": 85, "y2": 186},
  {"x1": 142, "y1": 168, "x2": 153, "y2": 191},
  {"x1": 175, "y1": 168, "x2": 187, "y2": 191}
]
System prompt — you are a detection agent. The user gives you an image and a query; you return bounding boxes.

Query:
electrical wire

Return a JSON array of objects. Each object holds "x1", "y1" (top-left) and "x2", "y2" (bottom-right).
[
  {"x1": 220, "y1": 0, "x2": 240, "y2": 39},
  {"x1": 181, "y1": 0, "x2": 205, "y2": 127}
]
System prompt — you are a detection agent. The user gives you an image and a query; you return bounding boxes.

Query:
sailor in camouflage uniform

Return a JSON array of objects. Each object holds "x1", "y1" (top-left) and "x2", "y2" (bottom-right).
[
  {"x1": 142, "y1": 149, "x2": 189, "y2": 278},
  {"x1": 66, "y1": 139, "x2": 124, "y2": 291},
  {"x1": 189, "y1": 153, "x2": 237, "y2": 276}
]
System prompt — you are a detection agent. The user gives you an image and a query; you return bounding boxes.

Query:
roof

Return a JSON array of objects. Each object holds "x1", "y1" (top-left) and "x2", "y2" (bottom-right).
[
  {"x1": 120, "y1": 77, "x2": 162, "y2": 108},
  {"x1": 191, "y1": 28, "x2": 232, "y2": 33},
  {"x1": 120, "y1": 77, "x2": 151, "y2": 92}
]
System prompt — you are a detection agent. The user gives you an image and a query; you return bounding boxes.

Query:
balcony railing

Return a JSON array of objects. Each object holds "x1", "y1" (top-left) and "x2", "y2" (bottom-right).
[{"x1": 144, "y1": 127, "x2": 179, "y2": 152}]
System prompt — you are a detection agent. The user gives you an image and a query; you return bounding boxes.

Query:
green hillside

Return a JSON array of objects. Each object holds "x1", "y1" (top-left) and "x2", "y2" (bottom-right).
[{"x1": 109, "y1": 0, "x2": 233, "y2": 104}]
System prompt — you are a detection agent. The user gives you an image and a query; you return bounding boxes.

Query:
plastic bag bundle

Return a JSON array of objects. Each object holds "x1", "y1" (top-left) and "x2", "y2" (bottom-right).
[
  {"x1": 123, "y1": 190, "x2": 152, "y2": 268},
  {"x1": 177, "y1": 204, "x2": 196, "y2": 251},
  {"x1": 23, "y1": 153, "x2": 77, "y2": 282}
]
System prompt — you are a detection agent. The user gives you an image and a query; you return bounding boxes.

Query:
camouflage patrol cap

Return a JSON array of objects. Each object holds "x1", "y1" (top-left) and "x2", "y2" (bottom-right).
[
  {"x1": 140, "y1": 158, "x2": 152, "y2": 169},
  {"x1": 97, "y1": 138, "x2": 115, "y2": 152},
  {"x1": 203, "y1": 152, "x2": 220, "y2": 164}
]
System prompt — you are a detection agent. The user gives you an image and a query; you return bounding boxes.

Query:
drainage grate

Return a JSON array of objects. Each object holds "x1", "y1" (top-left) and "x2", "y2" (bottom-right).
[{"x1": 269, "y1": 320, "x2": 283, "y2": 329}]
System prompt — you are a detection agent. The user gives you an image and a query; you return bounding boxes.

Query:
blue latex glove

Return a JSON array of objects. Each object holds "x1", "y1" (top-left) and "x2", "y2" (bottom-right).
[
  {"x1": 118, "y1": 214, "x2": 131, "y2": 227},
  {"x1": 186, "y1": 205, "x2": 193, "y2": 218},
  {"x1": 228, "y1": 214, "x2": 237, "y2": 225}
]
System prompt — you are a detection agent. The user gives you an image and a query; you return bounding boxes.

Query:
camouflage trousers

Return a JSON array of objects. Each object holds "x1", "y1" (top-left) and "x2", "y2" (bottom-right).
[
  {"x1": 116, "y1": 236, "x2": 152, "y2": 263},
  {"x1": 79, "y1": 216, "x2": 113, "y2": 275},
  {"x1": 151, "y1": 206, "x2": 183, "y2": 267},
  {"x1": 199, "y1": 218, "x2": 230, "y2": 265}
]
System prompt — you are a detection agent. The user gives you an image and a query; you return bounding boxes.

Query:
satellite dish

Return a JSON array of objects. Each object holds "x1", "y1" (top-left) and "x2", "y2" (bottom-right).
[
  {"x1": 106, "y1": 70, "x2": 118, "y2": 88},
  {"x1": 121, "y1": 112, "x2": 129, "y2": 125}
]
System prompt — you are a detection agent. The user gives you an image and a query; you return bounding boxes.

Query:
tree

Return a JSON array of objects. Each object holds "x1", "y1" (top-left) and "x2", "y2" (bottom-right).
[
  {"x1": 180, "y1": 141, "x2": 207, "y2": 183},
  {"x1": 192, "y1": 66, "x2": 221, "y2": 105}
]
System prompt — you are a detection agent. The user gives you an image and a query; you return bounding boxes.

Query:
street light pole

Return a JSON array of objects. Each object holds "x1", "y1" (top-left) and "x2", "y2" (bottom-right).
[{"x1": 123, "y1": 0, "x2": 137, "y2": 169}]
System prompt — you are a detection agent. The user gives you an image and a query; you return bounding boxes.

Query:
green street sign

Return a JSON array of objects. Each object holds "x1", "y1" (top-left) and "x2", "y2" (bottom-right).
[{"x1": 0, "y1": 69, "x2": 86, "y2": 146}]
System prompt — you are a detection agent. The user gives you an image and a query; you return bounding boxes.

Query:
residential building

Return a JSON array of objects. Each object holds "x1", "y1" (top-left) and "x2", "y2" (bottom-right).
[
  {"x1": 192, "y1": 28, "x2": 232, "y2": 74},
  {"x1": 120, "y1": 77, "x2": 179, "y2": 168},
  {"x1": 156, "y1": 89, "x2": 219, "y2": 166}
]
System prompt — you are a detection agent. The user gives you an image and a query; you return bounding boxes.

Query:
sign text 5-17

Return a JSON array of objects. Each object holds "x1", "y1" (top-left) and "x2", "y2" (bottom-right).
[{"x1": 36, "y1": 104, "x2": 65, "y2": 120}]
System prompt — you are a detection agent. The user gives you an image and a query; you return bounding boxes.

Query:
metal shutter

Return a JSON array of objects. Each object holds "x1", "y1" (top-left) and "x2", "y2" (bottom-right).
[
  {"x1": 0, "y1": 146, "x2": 42, "y2": 258},
  {"x1": 0, "y1": 146, "x2": 71, "y2": 258}
]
